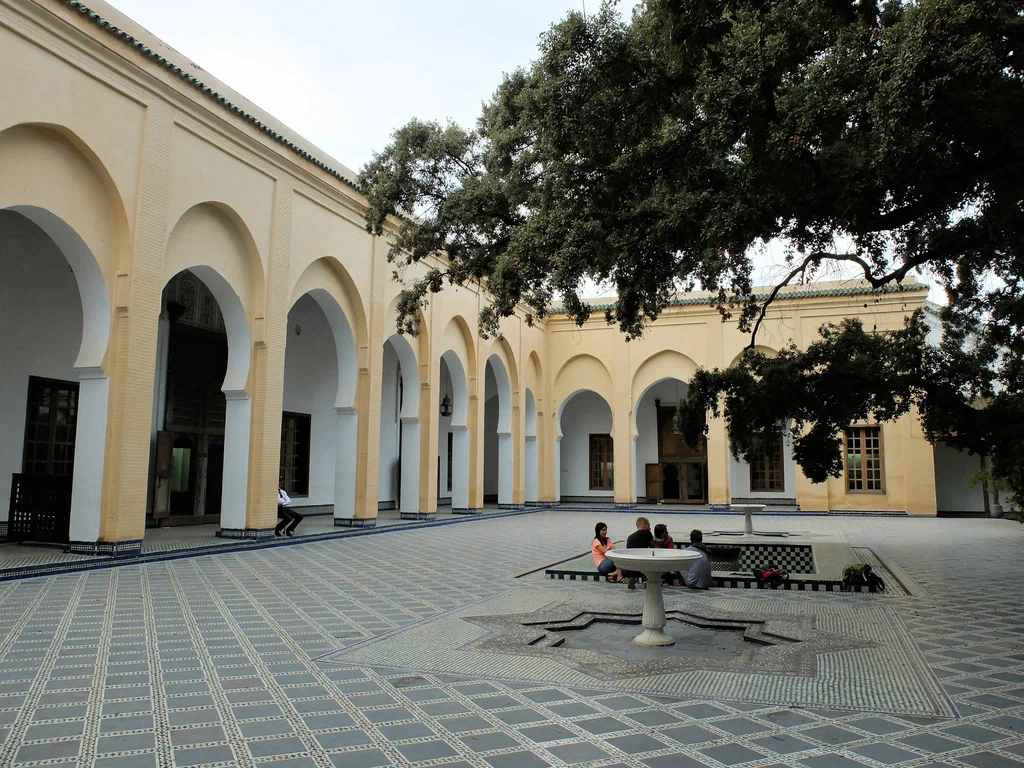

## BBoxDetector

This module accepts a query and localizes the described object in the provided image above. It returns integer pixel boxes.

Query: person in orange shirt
[592,522,624,583]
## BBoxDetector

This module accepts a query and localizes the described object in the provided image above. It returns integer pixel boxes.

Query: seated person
[653,523,682,586]
[624,517,654,590]
[680,529,713,589]
[652,523,675,549]
[592,522,624,583]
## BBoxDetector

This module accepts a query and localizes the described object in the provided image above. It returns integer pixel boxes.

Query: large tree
[359,0,1024,513]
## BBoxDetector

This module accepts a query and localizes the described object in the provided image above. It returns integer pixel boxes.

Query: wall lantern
[440,362,454,418]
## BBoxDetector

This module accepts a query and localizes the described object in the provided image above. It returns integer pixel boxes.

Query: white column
[68,369,109,543]
[400,416,421,514]
[452,424,470,510]
[497,432,513,505]
[220,393,251,530]
[525,436,538,503]
[555,436,562,501]
[334,407,358,520]
[151,313,171,442]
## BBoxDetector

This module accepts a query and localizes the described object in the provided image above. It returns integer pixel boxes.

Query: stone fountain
[604,548,703,647]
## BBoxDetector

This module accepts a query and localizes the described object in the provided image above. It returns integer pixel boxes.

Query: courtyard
[0,509,1022,768]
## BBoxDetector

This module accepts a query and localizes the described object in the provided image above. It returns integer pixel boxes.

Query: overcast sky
[109,0,638,173]
[107,0,933,304]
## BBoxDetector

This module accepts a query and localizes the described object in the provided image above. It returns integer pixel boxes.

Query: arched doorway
[379,334,422,518]
[557,390,614,502]
[0,207,111,545]
[149,267,251,529]
[525,388,538,504]
[438,351,470,512]
[633,378,708,504]
[483,355,513,506]
[281,288,359,521]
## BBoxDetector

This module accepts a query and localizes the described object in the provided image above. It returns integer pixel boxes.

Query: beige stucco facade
[1,0,949,552]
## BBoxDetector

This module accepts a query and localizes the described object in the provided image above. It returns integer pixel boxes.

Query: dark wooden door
[662,462,682,501]
[22,377,79,477]
[162,324,227,520]
[169,433,197,516]
[645,463,662,500]
[205,438,224,517]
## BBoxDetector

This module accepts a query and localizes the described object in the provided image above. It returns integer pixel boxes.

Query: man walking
[276,485,304,537]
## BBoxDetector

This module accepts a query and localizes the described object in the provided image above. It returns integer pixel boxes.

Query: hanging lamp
[440,362,453,418]
[672,379,683,435]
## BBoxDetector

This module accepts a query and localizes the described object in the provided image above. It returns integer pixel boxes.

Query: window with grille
[280,412,312,496]
[589,434,614,491]
[22,377,79,476]
[845,426,884,492]
[750,431,785,492]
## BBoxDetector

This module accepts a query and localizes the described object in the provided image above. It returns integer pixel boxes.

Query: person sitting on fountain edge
[624,517,654,590]
[653,523,684,587]
[592,522,624,583]
[680,529,712,590]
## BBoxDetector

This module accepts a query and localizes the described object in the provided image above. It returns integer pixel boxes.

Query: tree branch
[749,249,935,348]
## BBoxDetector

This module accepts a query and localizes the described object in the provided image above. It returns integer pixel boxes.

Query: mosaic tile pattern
[319,584,949,715]
[0,511,1020,768]
[735,544,815,574]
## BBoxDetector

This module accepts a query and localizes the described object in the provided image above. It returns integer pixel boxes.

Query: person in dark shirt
[653,523,683,587]
[624,517,653,590]
[681,529,713,589]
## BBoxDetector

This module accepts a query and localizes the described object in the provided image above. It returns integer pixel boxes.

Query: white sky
[107,0,937,301]
[108,0,638,173]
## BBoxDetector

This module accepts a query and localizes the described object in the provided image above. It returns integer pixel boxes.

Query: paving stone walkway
[0,511,1021,767]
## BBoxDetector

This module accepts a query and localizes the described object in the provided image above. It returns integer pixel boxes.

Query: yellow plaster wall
[0,0,942,548]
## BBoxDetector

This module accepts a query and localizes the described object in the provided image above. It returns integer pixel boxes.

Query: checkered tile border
[737,544,815,574]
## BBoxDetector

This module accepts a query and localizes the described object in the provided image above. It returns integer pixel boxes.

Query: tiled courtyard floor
[0,506,518,572]
[0,511,1022,767]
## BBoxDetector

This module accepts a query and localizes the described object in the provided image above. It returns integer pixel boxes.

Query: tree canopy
[359,0,1024,513]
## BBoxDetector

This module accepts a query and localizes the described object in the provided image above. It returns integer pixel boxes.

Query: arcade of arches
[0,0,987,555]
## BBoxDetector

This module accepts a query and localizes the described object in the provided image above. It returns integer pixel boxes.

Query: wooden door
[645,464,662,500]
[169,433,197,516]
[662,462,683,501]
[153,431,174,521]
[205,438,224,517]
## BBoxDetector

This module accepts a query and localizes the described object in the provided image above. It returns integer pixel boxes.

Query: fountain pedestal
[605,549,703,646]
[730,503,767,536]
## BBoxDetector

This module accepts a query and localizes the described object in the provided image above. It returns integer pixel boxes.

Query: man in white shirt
[276,485,303,536]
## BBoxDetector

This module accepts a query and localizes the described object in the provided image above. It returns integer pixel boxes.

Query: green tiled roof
[549,282,929,314]
[63,1,363,194]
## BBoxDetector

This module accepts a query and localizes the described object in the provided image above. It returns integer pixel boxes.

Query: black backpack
[841,563,886,593]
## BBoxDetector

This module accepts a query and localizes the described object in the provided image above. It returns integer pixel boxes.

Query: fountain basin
[605,548,704,647]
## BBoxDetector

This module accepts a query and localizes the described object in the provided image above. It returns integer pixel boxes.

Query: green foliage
[677,314,930,482]
[968,469,1024,523]
[360,0,1024,502]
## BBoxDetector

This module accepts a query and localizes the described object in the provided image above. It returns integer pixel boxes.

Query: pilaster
[419,303,439,514]
[101,103,173,544]
[468,316,484,510]
[706,413,731,508]
[903,409,938,516]
[612,336,633,505]
[239,182,290,534]
[511,395,525,506]
[353,237,387,519]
